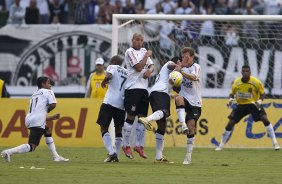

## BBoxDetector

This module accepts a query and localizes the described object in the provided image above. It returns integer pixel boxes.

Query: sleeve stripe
[126,49,139,66]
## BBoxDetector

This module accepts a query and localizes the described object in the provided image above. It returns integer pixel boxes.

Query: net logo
[0,108,87,138]
[13,31,111,86]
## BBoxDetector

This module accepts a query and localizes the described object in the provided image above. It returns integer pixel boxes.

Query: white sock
[103,132,115,155]
[146,110,164,122]
[123,122,133,147]
[220,129,232,147]
[187,137,195,153]
[115,137,123,157]
[265,124,278,145]
[155,133,164,160]
[141,126,146,147]
[176,108,186,125]
[136,122,146,147]
[45,137,60,158]
[7,144,31,155]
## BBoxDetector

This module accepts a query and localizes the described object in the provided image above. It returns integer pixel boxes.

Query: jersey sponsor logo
[13,31,111,86]
[182,79,193,88]
[237,91,252,99]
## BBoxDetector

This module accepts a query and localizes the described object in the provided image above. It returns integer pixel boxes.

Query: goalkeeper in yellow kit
[216,65,280,151]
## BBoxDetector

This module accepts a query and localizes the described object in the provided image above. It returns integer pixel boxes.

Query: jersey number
[29,97,38,113]
[120,76,127,91]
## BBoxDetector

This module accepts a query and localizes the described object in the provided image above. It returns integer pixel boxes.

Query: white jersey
[179,63,202,107]
[103,65,128,110]
[150,61,174,95]
[25,88,57,129]
[124,47,154,90]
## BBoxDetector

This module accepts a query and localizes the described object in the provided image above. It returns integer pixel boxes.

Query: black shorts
[124,89,149,116]
[183,98,202,122]
[149,91,170,117]
[229,104,266,122]
[28,127,45,146]
[96,103,125,127]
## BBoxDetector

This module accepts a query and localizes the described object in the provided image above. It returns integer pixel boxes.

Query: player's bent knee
[115,126,123,134]
[100,125,109,133]
[162,109,170,118]
[262,119,271,126]
[29,143,37,152]
[175,96,184,105]
[125,118,134,125]
[116,132,122,138]
[156,129,165,135]
[226,121,236,131]
[44,128,52,137]
[156,120,166,131]
[187,133,195,138]
[44,131,52,137]
[188,129,195,136]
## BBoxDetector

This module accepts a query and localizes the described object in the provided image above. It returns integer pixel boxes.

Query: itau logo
[13,31,111,86]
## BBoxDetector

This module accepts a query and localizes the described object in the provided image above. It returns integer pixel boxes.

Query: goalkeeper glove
[227,98,235,108]
[255,99,262,110]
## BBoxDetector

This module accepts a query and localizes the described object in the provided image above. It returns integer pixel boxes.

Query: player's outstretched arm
[46,113,60,121]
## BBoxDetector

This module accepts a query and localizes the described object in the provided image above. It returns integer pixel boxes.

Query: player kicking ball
[97,55,128,162]
[1,77,69,162]
[138,57,182,163]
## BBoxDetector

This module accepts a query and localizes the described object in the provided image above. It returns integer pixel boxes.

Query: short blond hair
[181,47,195,57]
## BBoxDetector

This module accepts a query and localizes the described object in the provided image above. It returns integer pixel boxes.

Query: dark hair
[242,65,250,69]
[132,33,143,39]
[37,76,49,88]
[111,55,123,65]
[170,56,181,64]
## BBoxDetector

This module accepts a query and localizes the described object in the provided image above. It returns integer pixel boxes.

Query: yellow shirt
[90,72,107,98]
[0,79,3,98]
[231,76,264,105]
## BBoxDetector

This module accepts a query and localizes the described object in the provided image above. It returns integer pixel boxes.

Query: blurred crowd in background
[0,0,281,26]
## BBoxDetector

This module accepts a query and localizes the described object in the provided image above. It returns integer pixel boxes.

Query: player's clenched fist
[145,50,152,57]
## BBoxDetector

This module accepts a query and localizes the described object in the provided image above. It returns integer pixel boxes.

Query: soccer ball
[169,71,183,87]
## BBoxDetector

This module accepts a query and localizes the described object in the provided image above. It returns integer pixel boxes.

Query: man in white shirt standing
[7,0,26,25]
[139,57,181,163]
[97,55,128,162]
[174,47,202,165]
[122,33,154,159]
[1,76,68,162]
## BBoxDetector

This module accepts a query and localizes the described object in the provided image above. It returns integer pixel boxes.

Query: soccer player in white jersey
[122,33,154,159]
[96,55,128,162]
[139,57,181,163]
[1,77,69,162]
[174,47,202,165]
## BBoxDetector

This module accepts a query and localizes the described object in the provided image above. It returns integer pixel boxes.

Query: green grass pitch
[0,147,281,184]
